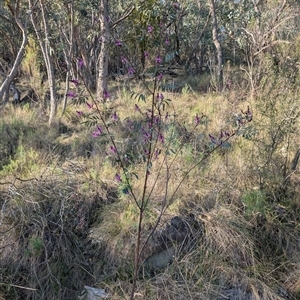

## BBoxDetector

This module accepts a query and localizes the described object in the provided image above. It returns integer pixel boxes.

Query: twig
[0,283,38,291]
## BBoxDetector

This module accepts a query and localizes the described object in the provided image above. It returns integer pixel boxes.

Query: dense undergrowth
[1,72,300,300]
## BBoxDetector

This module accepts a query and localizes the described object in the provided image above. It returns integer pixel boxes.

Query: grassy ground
[0,74,300,299]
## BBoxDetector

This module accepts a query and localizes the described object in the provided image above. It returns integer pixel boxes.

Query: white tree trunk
[0,9,29,103]
[29,0,57,126]
[59,0,74,115]
[96,0,109,102]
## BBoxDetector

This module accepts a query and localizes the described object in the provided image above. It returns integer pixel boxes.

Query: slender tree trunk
[95,3,133,101]
[208,0,223,91]
[40,0,56,125]
[0,10,29,103]
[174,22,181,63]
[96,0,109,102]
[29,0,57,126]
[60,0,74,115]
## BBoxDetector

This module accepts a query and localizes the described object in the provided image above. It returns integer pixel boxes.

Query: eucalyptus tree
[93,0,134,101]
[183,1,211,73]
[108,0,189,74]
[72,0,101,91]
[0,2,21,73]
[0,0,31,103]
[216,0,299,93]
[54,0,75,115]
[208,0,223,90]
[28,0,58,125]
[96,0,110,102]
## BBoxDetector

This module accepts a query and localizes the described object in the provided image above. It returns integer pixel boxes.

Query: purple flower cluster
[155,56,162,64]
[70,78,79,86]
[67,91,77,98]
[92,125,103,137]
[147,25,153,34]
[111,111,118,121]
[103,89,110,100]
[115,173,122,183]
[77,58,84,68]
[156,93,164,101]
[208,130,231,146]
[86,102,93,109]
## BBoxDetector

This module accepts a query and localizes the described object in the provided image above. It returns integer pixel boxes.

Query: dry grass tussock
[102,207,291,299]
[1,79,300,300]
[0,168,118,299]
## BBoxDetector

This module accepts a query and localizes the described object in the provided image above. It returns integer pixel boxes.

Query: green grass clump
[242,189,268,217]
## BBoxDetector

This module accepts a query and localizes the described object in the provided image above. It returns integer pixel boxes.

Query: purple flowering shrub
[73,8,253,297]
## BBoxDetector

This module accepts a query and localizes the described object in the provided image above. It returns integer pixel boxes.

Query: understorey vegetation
[1,0,300,299]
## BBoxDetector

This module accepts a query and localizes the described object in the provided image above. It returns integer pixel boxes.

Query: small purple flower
[158,133,164,144]
[195,113,200,126]
[98,37,103,42]
[76,111,84,117]
[165,38,170,45]
[155,56,162,64]
[92,125,103,137]
[111,111,118,121]
[115,39,122,46]
[103,89,110,99]
[121,56,127,64]
[128,67,135,75]
[144,51,149,58]
[126,119,134,130]
[66,91,76,98]
[70,78,79,86]
[77,58,84,68]
[219,131,224,139]
[156,93,164,101]
[154,116,160,125]
[147,25,153,34]
[86,102,93,110]
[143,130,151,143]
[153,148,161,159]
[157,73,163,81]
[237,117,244,125]
[173,2,180,9]
[115,173,122,183]
[110,145,117,154]
[209,134,217,144]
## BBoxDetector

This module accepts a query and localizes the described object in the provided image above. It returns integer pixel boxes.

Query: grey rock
[79,286,109,300]
[142,214,203,274]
